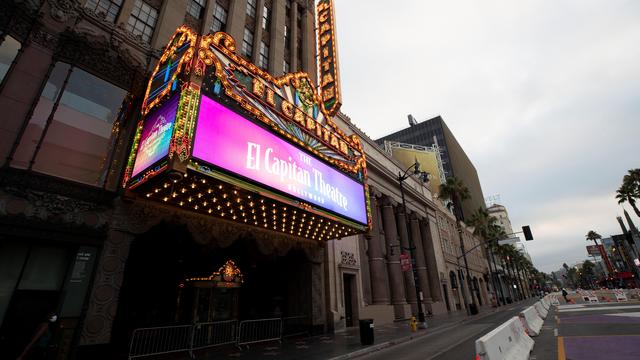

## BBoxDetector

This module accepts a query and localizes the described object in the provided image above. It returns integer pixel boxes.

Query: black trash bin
[469,303,478,315]
[359,319,374,345]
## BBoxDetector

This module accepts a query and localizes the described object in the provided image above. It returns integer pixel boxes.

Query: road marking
[558,305,640,313]
[557,337,566,360]
[604,312,640,318]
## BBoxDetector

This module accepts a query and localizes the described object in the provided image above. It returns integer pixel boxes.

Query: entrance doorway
[342,273,357,327]
[442,284,451,312]
[112,222,313,351]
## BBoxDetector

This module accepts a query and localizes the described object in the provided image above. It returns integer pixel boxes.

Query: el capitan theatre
[123,26,370,242]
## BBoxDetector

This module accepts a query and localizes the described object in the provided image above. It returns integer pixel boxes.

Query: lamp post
[456,219,477,314]
[398,161,429,329]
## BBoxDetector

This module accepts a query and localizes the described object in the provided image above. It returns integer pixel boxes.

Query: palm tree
[468,207,502,305]
[585,230,602,247]
[438,177,476,310]
[617,169,640,217]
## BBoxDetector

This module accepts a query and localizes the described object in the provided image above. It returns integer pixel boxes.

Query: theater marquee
[123,26,370,240]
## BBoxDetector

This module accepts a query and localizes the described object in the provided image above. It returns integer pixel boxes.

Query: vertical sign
[316,0,342,116]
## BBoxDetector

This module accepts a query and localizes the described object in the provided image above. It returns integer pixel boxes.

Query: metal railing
[237,318,283,347]
[191,320,238,350]
[129,316,309,359]
[129,325,193,359]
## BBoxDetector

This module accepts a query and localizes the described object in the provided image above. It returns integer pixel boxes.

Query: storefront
[95,26,370,354]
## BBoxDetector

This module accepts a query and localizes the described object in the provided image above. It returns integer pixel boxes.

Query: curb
[327,308,500,360]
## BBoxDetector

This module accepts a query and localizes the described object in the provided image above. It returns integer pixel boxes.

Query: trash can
[359,319,374,345]
[469,303,478,315]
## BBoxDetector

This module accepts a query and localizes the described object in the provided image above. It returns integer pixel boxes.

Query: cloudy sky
[332,0,640,272]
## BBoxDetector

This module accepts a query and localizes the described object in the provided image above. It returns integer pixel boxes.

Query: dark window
[0,36,21,84]
[246,0,257,17]
[211,3,228,32]
[187,0,206,19]
[284,25,290,50]
[127,0,157,43]
[259,41,269,69]
[242,28,254,58]
[84,0,123,22]
[11,62,128,189]
[283,60,290,73]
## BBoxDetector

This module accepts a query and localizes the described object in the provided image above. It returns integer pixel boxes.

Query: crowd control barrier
[475,316,534,360]
[534,301,548,319]
[519,306,543,337]
[129,316,309,359]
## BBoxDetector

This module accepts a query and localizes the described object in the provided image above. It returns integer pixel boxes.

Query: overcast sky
[333,0,640,272]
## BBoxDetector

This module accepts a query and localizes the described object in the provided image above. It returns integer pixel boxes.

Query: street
[361,299,537,360]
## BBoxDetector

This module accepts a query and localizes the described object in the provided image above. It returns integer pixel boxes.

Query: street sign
[400,253,412,272]
[586,245,601,256]
[498,237,520,245]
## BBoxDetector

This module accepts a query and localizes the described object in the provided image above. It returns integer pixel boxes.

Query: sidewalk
[198,304,504,360]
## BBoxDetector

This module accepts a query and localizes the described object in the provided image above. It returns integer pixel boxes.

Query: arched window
[449,271,457,289]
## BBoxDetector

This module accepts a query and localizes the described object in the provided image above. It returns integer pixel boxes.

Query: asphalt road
[361,299,538,360]
[553,302,640,360]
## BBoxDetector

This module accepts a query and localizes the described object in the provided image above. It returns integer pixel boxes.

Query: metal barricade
[129,325,193,359]
[191,320,238,350]
[282,315,309,337]
[237,318,282,347]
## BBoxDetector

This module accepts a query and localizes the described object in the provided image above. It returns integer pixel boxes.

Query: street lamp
[398,161,429,329]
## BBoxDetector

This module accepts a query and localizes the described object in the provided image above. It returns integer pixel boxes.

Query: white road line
[558,305,640,313]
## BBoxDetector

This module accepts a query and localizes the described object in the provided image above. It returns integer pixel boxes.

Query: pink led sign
[192,96,367,225]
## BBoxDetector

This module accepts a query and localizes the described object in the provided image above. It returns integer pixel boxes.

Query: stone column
[381,196,407,318]
[226,0,249,43]
[80,228,134,345]
[290,0,299,71]
[420,219,443,301]
[410,215,432,307]
[251,0,266,65]
[396,208,417,313]
[367,191,389,304]
[358,233,372,305]
[301,4,317,82]
[270,0,286,75]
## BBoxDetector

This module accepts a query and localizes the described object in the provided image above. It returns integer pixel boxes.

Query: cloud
[333,0,640,272]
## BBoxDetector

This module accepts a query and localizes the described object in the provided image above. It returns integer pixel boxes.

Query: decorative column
[396,207,417,313]
[367,190,389,304]
[421,218,443,301]
[381,196,407,318]
[410,215,432,307]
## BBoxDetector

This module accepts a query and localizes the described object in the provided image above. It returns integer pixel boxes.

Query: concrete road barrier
[534,301,548,319]
[519,306,543,337]
[475,316,534,360]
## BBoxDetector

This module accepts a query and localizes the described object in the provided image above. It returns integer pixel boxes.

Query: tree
[438,177,470,219]
[617,168,640,218]
[585,230,602,247]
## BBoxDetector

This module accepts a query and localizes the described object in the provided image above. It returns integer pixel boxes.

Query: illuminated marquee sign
[131,95,179,178]
[124,26,371,239]
[193,95,368,225]
[316,0,341,116]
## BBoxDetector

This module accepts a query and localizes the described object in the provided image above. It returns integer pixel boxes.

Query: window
[284,25,290,50]
[259,41,269,69]
[211,3,228,32]
[242,28,254,58]
[0,36,21,84]
[283,60,290,73]
[11,62,128,188]
[262,4,271,31]
[187,0,206,19]
[127,0,157,43]
[246,0,256,17]
[84,0,123,22]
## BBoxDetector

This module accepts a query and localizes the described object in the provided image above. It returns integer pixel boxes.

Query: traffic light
[522,225,534,241]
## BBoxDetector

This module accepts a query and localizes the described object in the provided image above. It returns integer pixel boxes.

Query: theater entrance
[111,222,314,350]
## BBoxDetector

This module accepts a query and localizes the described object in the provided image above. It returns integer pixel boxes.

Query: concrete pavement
[196,300,533,360]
